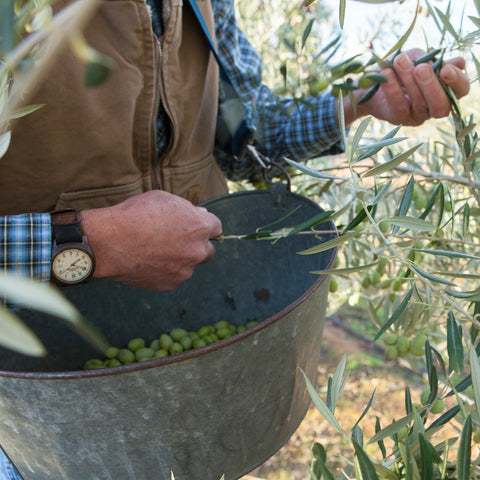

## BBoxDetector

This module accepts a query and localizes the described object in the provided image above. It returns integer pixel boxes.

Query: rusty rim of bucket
[0,191,338,380]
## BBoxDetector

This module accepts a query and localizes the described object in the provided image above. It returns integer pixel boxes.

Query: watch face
[52,247,94,284]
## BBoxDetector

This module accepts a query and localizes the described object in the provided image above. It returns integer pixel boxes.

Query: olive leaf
[283,157,343,180]
[9,104,45,119]
[469,347,480,422]
[456,415,472,480]
[0,273,109,354]
[0,130,11,159]
[297,230,357,255]
[362,144,423,177]
[301,368,348,440]
[447,311,464,373]
[0,308,46,356]
[328,353,348,413]
[379,216,436,232]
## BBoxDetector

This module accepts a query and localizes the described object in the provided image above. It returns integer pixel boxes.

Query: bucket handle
[246,145,291,192]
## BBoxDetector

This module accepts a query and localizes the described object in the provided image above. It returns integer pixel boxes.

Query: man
[0,0,470,475]
[0,0,470,295]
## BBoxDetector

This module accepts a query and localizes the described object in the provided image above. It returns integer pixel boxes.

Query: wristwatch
[50,209,95,286]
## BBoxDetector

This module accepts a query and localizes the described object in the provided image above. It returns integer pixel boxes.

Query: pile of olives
[83,319,259,370]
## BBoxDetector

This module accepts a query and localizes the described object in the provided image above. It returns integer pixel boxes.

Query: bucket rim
[0,190,338,380]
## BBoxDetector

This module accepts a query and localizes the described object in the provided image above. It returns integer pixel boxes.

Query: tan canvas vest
[0,0,228,215]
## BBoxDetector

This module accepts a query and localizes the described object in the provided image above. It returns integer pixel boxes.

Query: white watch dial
[52,248,94,284]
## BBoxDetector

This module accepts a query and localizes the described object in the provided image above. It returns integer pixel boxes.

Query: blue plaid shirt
[0,0,342,286]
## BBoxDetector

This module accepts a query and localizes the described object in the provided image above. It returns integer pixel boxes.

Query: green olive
[383,334,397,346]
[117,348,135,364]
[246,321,259,329]
[83,359,105,370]
[193,338,207,349]
[310,78,329,95]
[169,342,184,355]
[170,328,187,342]
[411,333,427,349]
[218,327,233,339]
[159,334,173,350]
[127,337,145,352]
[180,335,193,351]
[198,326,211,337]
[237,325,246,333]
[135,347,155,362]
[414,194,427,210]
[153,349,169,359]
[386,346,398,361]
[397,336,410,354]
[188,331,200,341]
[431,398,445,414]
[214,320,230,330]
[105,358,122,367]
[105,346,119,359]
[149,339,161,351]
[329,278,338,293]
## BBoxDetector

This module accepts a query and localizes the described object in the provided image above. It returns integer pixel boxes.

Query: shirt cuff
[0,213,52,283]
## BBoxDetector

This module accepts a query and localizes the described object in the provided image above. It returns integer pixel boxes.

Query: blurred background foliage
[236,0,480,478]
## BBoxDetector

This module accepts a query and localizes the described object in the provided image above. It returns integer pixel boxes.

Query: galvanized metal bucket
[0,186,337,480]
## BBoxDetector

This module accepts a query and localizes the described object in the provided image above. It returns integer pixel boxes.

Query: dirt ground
[242,316,427,480]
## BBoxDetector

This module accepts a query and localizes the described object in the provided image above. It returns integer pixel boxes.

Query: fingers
[385,52,469,125]
[196,206,222,239]
[439,60,470,99]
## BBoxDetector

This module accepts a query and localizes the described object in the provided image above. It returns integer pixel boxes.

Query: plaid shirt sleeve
[212,0,343,180]
[0,213,51,282]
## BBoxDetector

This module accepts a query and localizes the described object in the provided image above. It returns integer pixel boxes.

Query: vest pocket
[161,153,228,204]
[55,177,148,211]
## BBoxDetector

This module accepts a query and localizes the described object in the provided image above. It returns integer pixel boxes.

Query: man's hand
[341,49,470,127]
[81,190,223,291]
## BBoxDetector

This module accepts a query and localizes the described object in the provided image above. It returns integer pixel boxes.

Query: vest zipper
[150,38,163,190]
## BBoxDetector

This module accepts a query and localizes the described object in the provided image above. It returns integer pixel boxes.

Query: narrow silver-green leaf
[0,131,11,159]
[409,262,456,286]
[350,117,372,155]
[0,308,46,356]
[414,249,480,261]
[456,415,472,480]
[0,274,80,321]
[356,137,408,151]
[443,288,480,300]
[447,311,464,373]
[434,7,460,41]
[363,144,422,177]
[298,231,358,255]
[382,0,419,59]
[370,180,392,206]
[419,434,434,480]
[469,348,480,422]
[301,19,314,50]
[301,368,347,439]
[380,216,436,232]
[330,354,347,412]
[392,175,414,235]
[352,439,380,480]
[311,262,378,275]
[339,0,346,28]
[283,157,343,180]
[353,388,376,430]
[366,413,416,445]
[9,104,45,119]
[0,274,109,353]
[373,288,413,342]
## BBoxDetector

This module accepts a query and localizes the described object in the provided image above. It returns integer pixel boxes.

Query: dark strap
[187,0,256,159]
[51,209,83,244]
